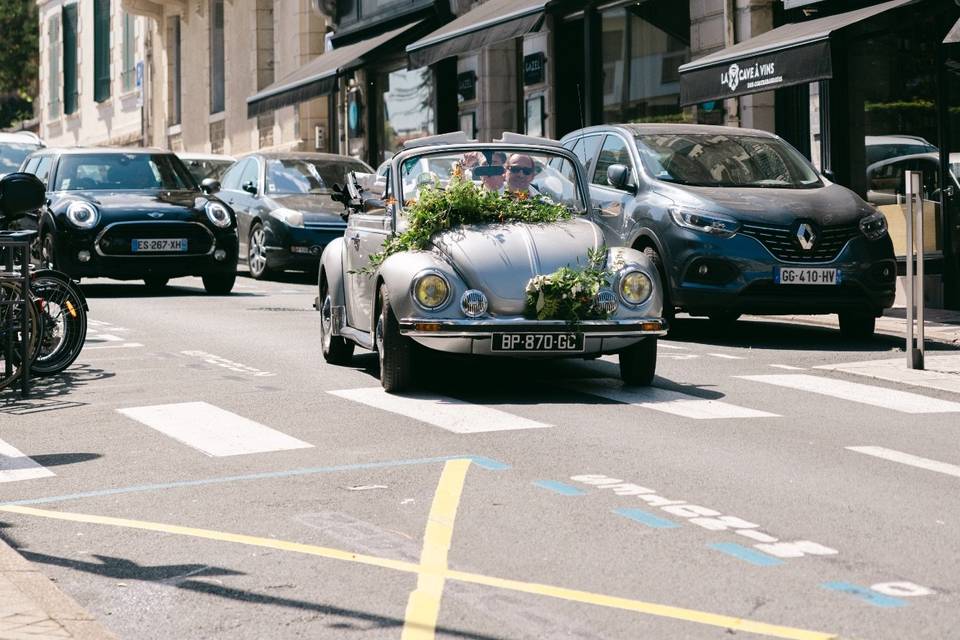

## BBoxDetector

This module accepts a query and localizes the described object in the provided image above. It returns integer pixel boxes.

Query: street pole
[905,170,925,370]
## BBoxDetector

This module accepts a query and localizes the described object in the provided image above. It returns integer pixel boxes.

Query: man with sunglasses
[505,153,538,194]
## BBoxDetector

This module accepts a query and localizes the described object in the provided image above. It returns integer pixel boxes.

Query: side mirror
[607,164,634,192]
[0,172,46,221]
[822,169,837,183]
[242,180,258,195]
[201,178,221,194]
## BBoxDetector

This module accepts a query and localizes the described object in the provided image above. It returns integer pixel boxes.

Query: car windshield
[183,159,234,183]
[398,148,587,212]
[635,134,822,189]
[0,142,41,174]
[54,153,195,191]
[265,158,370,194]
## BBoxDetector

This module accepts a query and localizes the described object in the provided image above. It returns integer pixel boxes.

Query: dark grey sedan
[219,152,372,279]
[559,124,896,338]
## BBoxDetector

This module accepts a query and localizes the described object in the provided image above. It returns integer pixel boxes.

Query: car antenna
[577,83,585,131]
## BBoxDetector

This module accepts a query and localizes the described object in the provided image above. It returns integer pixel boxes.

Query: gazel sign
[679,39,832,106]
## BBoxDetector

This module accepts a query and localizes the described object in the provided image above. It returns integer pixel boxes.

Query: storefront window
[379,66,435,161]
[600,4,689,124]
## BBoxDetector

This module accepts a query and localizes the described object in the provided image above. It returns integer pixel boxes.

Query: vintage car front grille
[96,221,215,257]
[739,222,860,263]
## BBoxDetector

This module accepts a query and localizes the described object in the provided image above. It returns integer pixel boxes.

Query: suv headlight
[272,207,304,228]
[669,207,740,237]
[412,271,450,310]
[205,201,232,228]
[859,210,888,240]
[618,269,653,306]
[66,201,99,229]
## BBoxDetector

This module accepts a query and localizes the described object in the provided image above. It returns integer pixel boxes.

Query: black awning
[246,22,421,118]
[406,0,547,68]
[679,0,914,106]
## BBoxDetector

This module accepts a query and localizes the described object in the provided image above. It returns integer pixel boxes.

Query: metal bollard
[904,170,925,370]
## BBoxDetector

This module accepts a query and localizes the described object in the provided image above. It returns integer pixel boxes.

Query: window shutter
[93,0,111,102]
[62,4,78,114]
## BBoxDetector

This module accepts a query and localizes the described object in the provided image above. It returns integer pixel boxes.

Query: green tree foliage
[0,0,39,128]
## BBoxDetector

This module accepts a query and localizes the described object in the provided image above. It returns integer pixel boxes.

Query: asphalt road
[2,271,960,640]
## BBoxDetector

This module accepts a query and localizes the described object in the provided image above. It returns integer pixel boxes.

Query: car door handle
[350,233,361,250]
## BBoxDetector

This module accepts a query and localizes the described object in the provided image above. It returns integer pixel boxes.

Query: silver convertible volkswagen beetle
[317,133,667,392]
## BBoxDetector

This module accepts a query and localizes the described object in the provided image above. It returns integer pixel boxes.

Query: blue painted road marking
[533,480,585,496]
[710,543,784,566]
[614,508,680,529]
[3,454,509,507]
[821,582,907,608]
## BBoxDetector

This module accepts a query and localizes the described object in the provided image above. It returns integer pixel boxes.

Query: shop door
[554,16,587,137]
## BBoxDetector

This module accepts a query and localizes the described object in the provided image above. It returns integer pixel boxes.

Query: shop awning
[246,22,420,118]
[406,0,548,68]
[679,0,915,106]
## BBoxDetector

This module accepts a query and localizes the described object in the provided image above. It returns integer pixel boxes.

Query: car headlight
[205,201,232,228]
[859,210,888,240]
[272,207,304,228]
[618,269,653,306]
[65,201,99,229]
[669,207,740,237]
[412,271,450,310]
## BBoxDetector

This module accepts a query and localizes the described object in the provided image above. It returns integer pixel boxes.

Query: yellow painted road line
[402,458,471,640]
[0,504,836,640]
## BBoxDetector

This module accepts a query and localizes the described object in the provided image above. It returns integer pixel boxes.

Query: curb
[0,536,117,640]
[750,313,960,347]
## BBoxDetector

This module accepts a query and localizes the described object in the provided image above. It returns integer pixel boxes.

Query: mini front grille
[96,222,214,256]
[739,222,859,263]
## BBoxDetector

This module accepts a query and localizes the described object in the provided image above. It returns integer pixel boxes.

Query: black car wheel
[642,246,674,322]
[376,286,414,393]
[620,337,657,386]
[320,278,354,365]
[248,222,273,280]
[143,277,169,291]
[202,272,236,295]
[839,312,876,340]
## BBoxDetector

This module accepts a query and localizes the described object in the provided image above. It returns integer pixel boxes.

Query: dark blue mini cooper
[18,148,239,294]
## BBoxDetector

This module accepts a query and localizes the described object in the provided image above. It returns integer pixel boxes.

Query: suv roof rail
[401,132,476,149]
[494,132,563,148]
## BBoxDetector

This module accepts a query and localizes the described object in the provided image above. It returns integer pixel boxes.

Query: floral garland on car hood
[359,173,572,274]
[524,247,619,323]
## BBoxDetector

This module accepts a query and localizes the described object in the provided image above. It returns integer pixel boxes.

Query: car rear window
[635,134,822,189]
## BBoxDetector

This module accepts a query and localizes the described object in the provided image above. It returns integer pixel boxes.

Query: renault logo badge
[148,212,164,219]
[796,223,816,250]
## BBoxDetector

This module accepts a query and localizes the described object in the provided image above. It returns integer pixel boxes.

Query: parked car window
[592,135,633,187]
[184,158,233,183]
[868,161,905,199]
[575,135,603,175]
[635,134,821,189]
[33,156,53,186]
[53,153,194,191]
[22,156,39,175]
[239,159,260,191]
[265,158,370,194]
[865,143,936,166]
[0,141,41,175]
[221,158,248,191]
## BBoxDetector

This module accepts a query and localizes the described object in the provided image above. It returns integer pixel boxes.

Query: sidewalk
[772,306,960,347]
[0,537,116,640]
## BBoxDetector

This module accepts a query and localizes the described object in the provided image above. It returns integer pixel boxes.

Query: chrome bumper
[398,317,668,338]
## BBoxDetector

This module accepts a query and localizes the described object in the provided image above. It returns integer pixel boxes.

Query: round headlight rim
[411,269,453,312]
[460,288,489,318]
[65,201,100,229]
[205,201,233,229]
[617,267,653,307]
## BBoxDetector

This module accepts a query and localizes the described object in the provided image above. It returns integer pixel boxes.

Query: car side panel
[320,237,347,309]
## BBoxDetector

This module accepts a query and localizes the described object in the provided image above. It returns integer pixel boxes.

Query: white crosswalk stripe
[739,374,960,414]
[571,380,779,420]
[847,446,960,479]
[329,388,552,433]
[118,402,314,456]
[0,439,55,483]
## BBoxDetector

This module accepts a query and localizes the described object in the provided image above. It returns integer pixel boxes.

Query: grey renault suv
[559,124,896,338]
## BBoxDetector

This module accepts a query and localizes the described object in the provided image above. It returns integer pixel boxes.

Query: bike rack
[0,230,33,397]
[904,170,925,370]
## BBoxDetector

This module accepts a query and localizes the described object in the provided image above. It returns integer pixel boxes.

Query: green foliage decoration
[524,247,620,324]
[359,175,572,274]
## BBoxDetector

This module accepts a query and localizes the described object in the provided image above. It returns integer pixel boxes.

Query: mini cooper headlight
[66,201,99,229]
[272,207,304,228]
[619,269,653,306]
[205,201,232,228]
[669,206,740,237]
[859,210,888,241]
[461,289,488,317]
[413,271,450,310]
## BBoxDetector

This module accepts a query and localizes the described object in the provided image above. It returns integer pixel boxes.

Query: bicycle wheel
[30,273,87,376]
[0,280,41,392]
